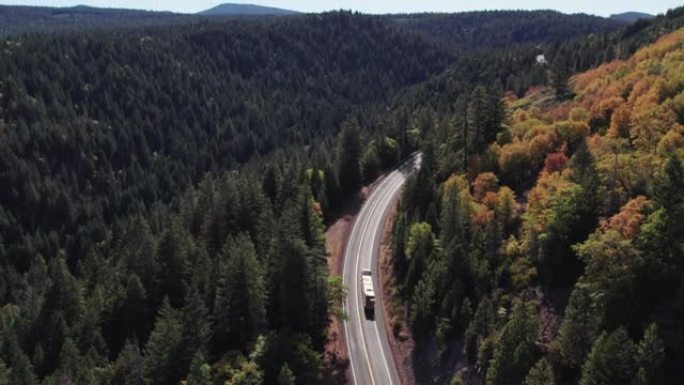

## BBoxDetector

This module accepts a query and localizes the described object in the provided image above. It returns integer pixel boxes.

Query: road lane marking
[356,173,402,385]
[353,174,398,385]
[344,173,395,385]
[370,173,405,384]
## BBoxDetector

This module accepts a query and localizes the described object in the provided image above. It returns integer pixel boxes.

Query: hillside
[0,11,454,385]
[199,3,299,16]
[1,5,682,385]
[393,10,625,50]
[391,26,684,385]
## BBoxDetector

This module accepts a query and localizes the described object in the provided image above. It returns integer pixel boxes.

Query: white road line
[353,174,398,385]
[371,173,404,384]
[343,173,395,385]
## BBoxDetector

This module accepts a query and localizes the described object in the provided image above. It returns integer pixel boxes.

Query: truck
[361,269,375,315]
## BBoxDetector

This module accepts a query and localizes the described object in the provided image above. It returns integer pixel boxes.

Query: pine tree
[337,121,362,196]
[143,298,183,385]
[55,337,80,382]
[361,142,381,182]
[636,323,664,385]
[404,222,437,295]
[558,282,599,368]
[391,211,408,277]
[440,182,463,249]
[185,352,212,385]
[112,340,144,385]
[570,141,600,217]
[486,302,539,385]
[276,233,313,334]
[549,58,570,99]
[523,358,555,385]
[467,86,488,154]
[179,286,211,372]
[6,339,37,385]
[653,154,684,261]
[118,216,158,290]
[214,234,266,351]
[579,328,636,385]
[157,221,190,306]
[410,275,436,340]
[277,364,295,385]
[0,360,9,385]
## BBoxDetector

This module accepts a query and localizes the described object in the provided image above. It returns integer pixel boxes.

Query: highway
[343,155,420,385]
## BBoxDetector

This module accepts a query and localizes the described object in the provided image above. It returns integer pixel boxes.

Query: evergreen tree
[440,181,464,249]
[179,286,211,372]
[523,358,555,385]
[361,142,381,182]
[276,364,295,385]
[214,234,266,351]
[112,340,144,385]
[0,360,8,385]
[653,154,684,262]
[337,121,362,195]
[143,299,183,385]
[467,86,488,154]
[549,58,570,99]
[636,323,664,385]
[558,282,599,368]
[579,328,636,385]
[391,210,408,277]
[6,341,37,385]
[410,274,436,340]
[55,337,80,382]
[404,222,437,295]
[185,352,212,385]
[486,302,539,385]
[156,221,190,306]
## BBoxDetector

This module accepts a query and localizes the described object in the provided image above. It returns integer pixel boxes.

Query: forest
[0,5,681,385]
[388,6,684,385]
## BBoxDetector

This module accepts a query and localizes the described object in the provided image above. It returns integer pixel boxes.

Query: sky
[1,0,681,16]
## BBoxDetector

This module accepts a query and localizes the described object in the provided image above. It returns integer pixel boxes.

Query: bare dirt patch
[322,185,373,384]
[324,212,354,385]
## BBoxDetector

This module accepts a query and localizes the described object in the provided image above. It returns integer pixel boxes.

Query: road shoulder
[378,203,416,385]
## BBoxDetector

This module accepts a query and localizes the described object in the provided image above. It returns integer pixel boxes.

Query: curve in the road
[343,156,419,385]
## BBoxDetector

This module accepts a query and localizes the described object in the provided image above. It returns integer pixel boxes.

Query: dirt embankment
[323,186,370,385]
[378,204,416,385]
[323,214,353,384]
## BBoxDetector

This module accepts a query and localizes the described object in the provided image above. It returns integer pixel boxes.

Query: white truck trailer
[361,269,375,314]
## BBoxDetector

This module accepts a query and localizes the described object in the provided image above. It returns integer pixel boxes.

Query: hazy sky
[1,0,681,16]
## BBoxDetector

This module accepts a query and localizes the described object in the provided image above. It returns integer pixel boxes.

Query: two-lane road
[343,155,420,385]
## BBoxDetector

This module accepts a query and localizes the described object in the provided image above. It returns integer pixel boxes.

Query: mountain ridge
[198,3,300,16]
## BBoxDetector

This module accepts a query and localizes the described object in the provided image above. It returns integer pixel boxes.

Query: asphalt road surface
[343,155,420,385]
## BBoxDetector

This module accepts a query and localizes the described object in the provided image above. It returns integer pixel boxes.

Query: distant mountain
[0,5,192,35]
[610,12,654,23]
[199,3,299,16]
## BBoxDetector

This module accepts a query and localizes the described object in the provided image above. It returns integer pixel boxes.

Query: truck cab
[361,269,375,317]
